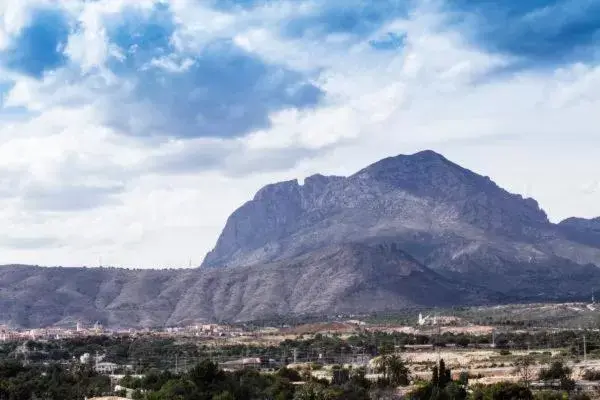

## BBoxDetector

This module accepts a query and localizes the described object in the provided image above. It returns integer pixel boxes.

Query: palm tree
[374,354,410,386]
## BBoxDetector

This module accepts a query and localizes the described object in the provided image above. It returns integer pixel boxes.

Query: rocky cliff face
[202,150,597,269]
[201,150,600,304]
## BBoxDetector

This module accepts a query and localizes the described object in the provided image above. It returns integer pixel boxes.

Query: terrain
[0,244,494,328]
[2,150,600,328]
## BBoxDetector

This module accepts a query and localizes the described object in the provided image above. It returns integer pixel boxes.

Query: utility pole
[282,347,286,367]
[584,335,587,362]
[436,316,441,364]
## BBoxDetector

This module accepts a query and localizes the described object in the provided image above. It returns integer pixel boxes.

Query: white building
[80,353,91,364]
[95,362,119,374]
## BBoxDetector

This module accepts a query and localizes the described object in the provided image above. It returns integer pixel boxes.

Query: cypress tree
[432,365,439,387]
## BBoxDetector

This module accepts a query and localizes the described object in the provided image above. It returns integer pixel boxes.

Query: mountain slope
[0,266,187,328]
[0,243,495,328]
[558,217,600,248]
[169,243,499,324]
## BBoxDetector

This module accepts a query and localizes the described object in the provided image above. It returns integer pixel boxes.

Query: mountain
[202,150,600,300]
[203,150,548,267]
[3,150,600,328]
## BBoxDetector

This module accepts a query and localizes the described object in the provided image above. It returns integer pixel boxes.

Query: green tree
[533,391,564,400]
[470,382,533,400]
[293,382,330,400]
[277,367,302,382]
[151,379,196,400]
[538,361,575,392]
[331,366,349,386]
[438,359,451,387]
[431,365,439,387]
[538,361,571,381]
[514,355,535,387]
[212,391,235,400]
[374,354,410,387]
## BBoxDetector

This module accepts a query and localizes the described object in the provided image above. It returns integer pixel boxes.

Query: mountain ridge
[201,150,579,270]
[0,242,500,328]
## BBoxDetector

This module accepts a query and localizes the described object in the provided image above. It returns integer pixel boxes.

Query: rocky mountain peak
[201,150,555,269]
[303,173,343,187]
[253,179,300,201]
[356,150,505,198]
[560,217,600,229]
[354,150,548,232]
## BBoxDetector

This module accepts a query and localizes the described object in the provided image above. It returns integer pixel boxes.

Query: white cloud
[0,0,600,267]
[0,0,41,49]
[169,0,317,53]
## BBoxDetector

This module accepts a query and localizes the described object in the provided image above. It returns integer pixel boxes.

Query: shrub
[582,369,600,381]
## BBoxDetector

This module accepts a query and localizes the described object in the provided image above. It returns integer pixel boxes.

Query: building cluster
[0,321,259,343]
[0,321,115,341]
[162,323,245,337]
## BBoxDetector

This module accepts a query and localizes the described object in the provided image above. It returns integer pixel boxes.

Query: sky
[1,0,600,268]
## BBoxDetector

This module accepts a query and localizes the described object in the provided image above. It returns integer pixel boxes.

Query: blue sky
[1,8,71,78]
[0,0,600,267]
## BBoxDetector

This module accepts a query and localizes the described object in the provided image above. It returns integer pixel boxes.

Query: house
[220,357,262,371]
[87,397,128,400]
[95,362,119,374]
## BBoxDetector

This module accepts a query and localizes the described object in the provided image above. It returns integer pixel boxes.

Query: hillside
[0,244,497,328]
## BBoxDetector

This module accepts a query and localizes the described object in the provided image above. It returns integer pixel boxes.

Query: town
[3,302,600,399]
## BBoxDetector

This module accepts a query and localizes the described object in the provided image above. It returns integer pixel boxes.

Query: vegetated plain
[4,305,600,399]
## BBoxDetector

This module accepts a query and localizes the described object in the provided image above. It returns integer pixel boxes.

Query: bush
[276,367,302,382]
[571,394,592,400]
[471,382,532,400]
[539,361,571,381]
[582,369,600,381]
[534,390,563,400]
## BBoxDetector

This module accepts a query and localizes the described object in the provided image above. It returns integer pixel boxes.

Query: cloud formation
[1,0,600,267]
